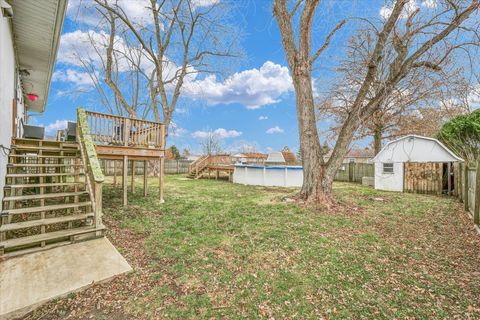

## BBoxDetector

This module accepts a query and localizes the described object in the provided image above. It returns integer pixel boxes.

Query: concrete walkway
[0,238,132,319]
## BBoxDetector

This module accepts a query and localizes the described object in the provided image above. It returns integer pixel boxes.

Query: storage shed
[372,135,463,193]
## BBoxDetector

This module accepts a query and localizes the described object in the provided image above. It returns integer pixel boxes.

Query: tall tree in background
[318,31,469,155]
[438,109,480,164]
[93,0,239,134]
[169,145,181,160]
[200,131,223,155]
[274,0,479,205]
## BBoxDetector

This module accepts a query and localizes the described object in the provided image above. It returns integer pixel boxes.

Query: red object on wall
[26,93,39,102]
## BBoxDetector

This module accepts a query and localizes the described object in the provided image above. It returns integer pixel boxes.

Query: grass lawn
[25,175,480,319]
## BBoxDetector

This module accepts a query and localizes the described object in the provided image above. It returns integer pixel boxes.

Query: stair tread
[2,201,92,215]
[9,155,78,158]
[0,225,104,249]
[0,213,94,232]
[6,173,83,178]
[8,163,81,167]
[3,191,88,202]
[7,182,85,188]
[12,145,78,151]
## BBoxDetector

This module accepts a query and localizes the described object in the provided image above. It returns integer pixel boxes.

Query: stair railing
[188,155,207,177]
[77,108,105,231]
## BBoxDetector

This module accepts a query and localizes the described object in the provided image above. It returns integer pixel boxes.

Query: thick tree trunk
[294,70,335,206]
[373,127,383,155]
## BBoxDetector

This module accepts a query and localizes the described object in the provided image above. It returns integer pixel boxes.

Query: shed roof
[373,135,463,163]
[9,0,67,112]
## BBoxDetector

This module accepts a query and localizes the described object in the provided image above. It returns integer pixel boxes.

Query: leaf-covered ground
[23,176,480,319]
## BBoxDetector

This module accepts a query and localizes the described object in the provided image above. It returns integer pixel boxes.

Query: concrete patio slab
[0,238,132,320]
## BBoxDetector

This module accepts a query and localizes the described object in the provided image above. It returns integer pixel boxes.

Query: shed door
[404,162,443,194]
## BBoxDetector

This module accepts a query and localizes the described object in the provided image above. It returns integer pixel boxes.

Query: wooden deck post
[113,160,117,187]
[159,157,164,203]
[144,160,148,196]
[474,158,480,226]
[131,160,136,193]
[464,163,469,212]
[447,162,452,196]
[123,155,128,206]
[159,124,165,203]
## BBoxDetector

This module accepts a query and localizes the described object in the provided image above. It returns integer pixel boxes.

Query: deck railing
[84,110,165,149]
[77,108,105,230]
[188,154,233,177]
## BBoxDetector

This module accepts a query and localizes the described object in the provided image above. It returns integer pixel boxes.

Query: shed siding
[374,162,404,192]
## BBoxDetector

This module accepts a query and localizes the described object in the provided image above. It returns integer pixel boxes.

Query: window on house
[383,163,394,174]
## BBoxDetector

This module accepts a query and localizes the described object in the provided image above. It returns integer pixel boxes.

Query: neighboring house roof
[373,134,463,163]
[345,149,374,158]
[266,152,286,163]
[281,150,297,164]
[9,0,67,112]
[165,148,176,160]
[186,155,201,161]
[324,148,374,160]
[233,152,268,159]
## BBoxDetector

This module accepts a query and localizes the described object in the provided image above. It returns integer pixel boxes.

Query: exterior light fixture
[26,93,39,102]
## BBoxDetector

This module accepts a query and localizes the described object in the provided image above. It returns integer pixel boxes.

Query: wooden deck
[83,110,165,161]
[79,109,166,205]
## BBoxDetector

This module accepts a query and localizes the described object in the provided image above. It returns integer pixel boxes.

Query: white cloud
[45,120,70,134]
[266,126,284,134]
[258,116,268,120]
[421,0,437,8]
[170,122,188,137]
[192,0,220,8]
[53,69,97,88]
[175,108,188,114]
[183,61,293,109]
[58,30,155,73]
[67,0,154,27]
[380,0,418,20]
[192,128,242,139]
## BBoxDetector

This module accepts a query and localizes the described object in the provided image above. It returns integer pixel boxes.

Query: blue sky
[38,0,409,154]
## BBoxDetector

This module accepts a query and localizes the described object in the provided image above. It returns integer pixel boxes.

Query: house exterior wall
[0,12,25,210]
[374,162,404,192]
[0,13,15,209]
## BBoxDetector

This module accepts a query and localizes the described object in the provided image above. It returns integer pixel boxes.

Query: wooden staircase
[0,138,104,258]
[187,156,209,179]
[187,155,234,179]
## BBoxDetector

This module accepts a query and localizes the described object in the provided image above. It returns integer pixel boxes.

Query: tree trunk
[294,69,335,206]
[373,127,383,155]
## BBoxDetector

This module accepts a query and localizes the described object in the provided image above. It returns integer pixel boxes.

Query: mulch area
[20,216,158,320]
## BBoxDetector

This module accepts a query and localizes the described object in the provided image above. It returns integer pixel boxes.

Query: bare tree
[94,0,239,135]
[199,131,223,155]
[273,0,480,205]
[79,28,156,119]
[318,32,469,155]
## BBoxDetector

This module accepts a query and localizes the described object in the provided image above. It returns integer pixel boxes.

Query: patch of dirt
[20,216,161,320]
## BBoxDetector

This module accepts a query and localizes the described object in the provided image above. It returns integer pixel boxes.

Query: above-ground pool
[233,165,303,187]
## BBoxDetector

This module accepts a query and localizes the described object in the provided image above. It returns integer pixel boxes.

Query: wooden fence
[455,162,480,232]
[334,163,374,183]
